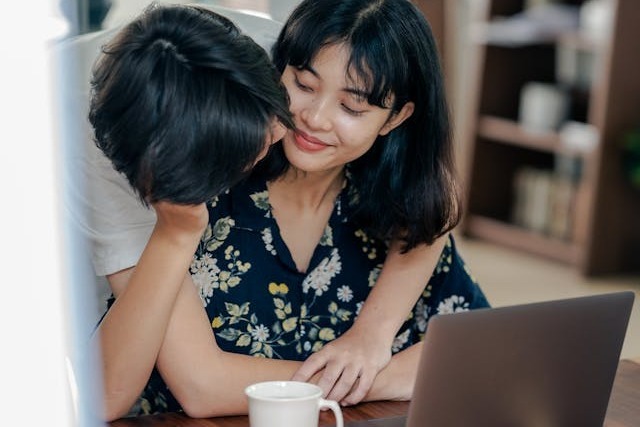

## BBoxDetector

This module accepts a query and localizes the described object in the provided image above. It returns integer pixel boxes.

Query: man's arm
[95,202,208,420]
[96,202,303,421]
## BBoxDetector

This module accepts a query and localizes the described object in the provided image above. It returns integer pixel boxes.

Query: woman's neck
[268,166,345,212]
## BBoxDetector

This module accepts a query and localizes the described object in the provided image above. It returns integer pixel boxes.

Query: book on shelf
[511,166,577,240]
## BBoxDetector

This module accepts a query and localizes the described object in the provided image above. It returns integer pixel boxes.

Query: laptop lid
[404,291,634,427]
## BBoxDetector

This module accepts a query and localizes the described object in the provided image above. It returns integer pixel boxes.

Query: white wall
[0,1,76,425]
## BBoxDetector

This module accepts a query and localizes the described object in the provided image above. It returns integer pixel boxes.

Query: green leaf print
[218,328,241,341]
[336,309,352,322]
[272,321,282,335]
[250,190,270,212]
[225,302,250,317]
[328,302,338,314]
[263,344,274,358]
[236,334,251,347]
[206,217,235,251]
[282,317,298,332]
[319,328,336,341]
[251,341,262,354]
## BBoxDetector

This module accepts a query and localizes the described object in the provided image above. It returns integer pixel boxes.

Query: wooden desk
[110,360,640,427]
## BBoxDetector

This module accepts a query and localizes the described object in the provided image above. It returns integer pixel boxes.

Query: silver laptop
[346,291,634,427]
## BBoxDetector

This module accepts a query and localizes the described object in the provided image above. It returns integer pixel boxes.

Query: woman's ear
[379,101,415,136]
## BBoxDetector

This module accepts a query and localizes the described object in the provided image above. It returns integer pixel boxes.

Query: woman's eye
[294,77,312,92]
[342,104,365,116]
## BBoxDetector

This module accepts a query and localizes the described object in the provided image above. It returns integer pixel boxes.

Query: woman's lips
[293,130,329,152]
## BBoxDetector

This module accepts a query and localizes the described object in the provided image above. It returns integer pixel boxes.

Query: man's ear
[379,101,415,136]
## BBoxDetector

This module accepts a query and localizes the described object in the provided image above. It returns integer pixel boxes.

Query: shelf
[477,115,560,153]
[462,0,640,275]
[557,31,603,52]
[471,26,592,49]
[477,116,591,157]
[464,215,582,265]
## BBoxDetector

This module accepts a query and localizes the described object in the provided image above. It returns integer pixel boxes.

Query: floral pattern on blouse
[135,173,489,415]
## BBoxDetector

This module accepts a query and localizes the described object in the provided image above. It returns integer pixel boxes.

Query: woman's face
[280,43,413,174]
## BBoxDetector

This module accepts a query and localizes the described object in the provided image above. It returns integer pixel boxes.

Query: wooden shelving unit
[478,116,562,153]
[461,0,640,275]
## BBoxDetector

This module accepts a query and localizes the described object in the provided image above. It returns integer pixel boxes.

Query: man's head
[89,4,293,205]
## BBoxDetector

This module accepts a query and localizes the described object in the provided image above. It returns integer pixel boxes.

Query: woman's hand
[291,327,391,406]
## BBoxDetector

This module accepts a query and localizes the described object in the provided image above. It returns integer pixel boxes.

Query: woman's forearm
[354,237,447,344]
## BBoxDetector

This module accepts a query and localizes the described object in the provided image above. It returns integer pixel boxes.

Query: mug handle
[319,398,344,427]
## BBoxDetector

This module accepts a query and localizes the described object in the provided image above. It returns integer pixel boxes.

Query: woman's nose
[299,98,332,132]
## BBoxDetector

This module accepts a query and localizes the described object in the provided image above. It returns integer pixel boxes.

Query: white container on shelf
[580,0,614,42]
[519,82,570,133]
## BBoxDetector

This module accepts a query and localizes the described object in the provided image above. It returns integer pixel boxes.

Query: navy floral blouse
[133,173,490,415]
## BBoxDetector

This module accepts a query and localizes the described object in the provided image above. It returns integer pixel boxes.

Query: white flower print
[190,253,220,307]
[392,329,410,353]
[261,228,277,255]
[434,238,453,275]
[250,324,270,342]
[336,285,353,302]
[368,265,382,288]
[355,301,364,317]
[414,298,429,332]
[302,248,342,296]
[437,295,470,314]
[319,225,333,246]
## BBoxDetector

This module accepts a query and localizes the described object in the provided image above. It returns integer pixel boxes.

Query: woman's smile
[293,130,331,152]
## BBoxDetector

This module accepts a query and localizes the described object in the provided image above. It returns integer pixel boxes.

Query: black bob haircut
[89,4,293,205]
[256,0,460,251]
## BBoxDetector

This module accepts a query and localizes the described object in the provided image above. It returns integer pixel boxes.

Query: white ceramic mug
[245,381,344,427]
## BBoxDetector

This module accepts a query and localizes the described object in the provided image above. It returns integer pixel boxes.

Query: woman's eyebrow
[343,87,369,100]
[299,64,370,99]
[298,64,319,78]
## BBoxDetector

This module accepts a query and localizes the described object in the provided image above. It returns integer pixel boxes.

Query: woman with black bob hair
[89,4,293,205]
[263,0,455,249]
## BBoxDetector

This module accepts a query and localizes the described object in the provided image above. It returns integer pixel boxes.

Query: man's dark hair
[89,4,293,204]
